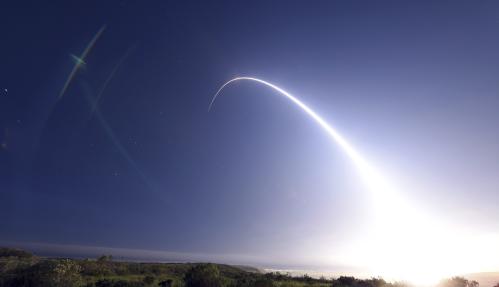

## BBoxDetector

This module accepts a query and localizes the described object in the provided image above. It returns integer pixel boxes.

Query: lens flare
[59,25,106,99]
[79,81,161,202]
[88,46,135,120]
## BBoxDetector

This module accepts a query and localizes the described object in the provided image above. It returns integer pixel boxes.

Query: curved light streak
[209,77,391,195]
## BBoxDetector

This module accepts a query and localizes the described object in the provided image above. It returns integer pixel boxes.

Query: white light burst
[210,77,499,285]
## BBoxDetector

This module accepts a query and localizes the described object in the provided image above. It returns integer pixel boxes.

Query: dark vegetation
[0,247,489,287]
[438,277,479,287]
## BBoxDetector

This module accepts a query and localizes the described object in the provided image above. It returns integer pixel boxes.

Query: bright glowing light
[210,77,499,285]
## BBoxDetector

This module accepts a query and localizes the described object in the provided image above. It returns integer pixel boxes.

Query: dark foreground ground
[0,247,487,287]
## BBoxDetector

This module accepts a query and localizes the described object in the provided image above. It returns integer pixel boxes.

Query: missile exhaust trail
[209,77,391,195]
[209,77,499,281]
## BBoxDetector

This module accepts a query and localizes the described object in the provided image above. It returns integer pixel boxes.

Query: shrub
[252,278,276,287]
[0,248,33,259]
[143,275,155,285]
[184,264,226,287]
[11,259,83,287]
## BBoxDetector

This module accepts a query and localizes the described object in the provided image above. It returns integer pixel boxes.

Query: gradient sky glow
[2,1,499,284]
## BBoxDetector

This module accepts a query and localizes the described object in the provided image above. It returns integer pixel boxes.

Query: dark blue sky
[2,0,499,277]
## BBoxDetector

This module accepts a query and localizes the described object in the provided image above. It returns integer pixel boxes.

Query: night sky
[2,0,499,279]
